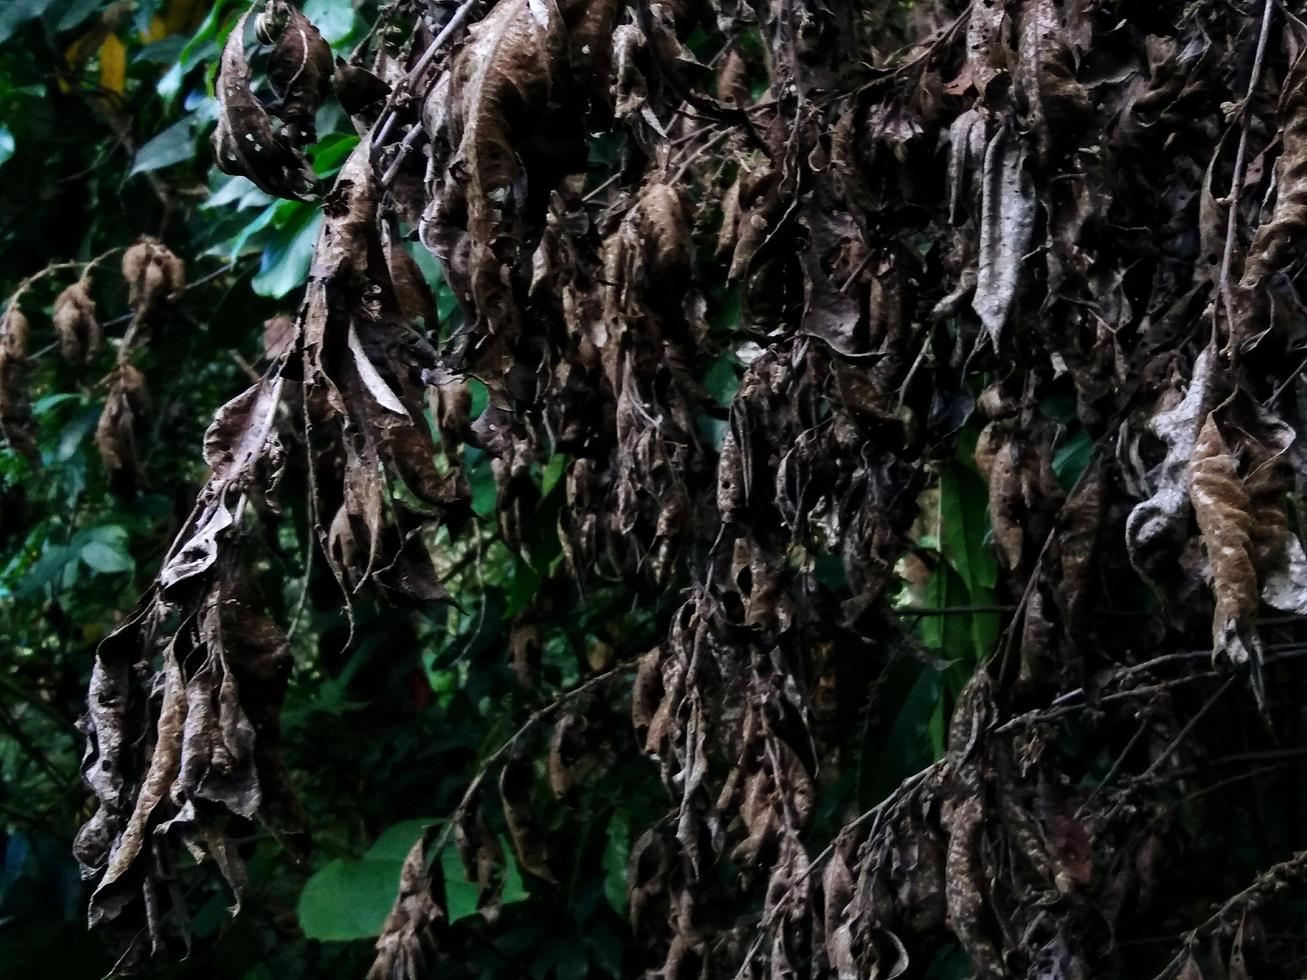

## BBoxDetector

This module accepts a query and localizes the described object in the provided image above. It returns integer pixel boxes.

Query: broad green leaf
[80,540,133,574]
[0,0,55,45]
[54,408,99,463]
[709,285,741,334]
[202,173,264,211]
[939,464,996,591]
[309,133,360,177]
[467,378,489,419]
[539,454,567,498]
[365,818,438,862]
[498,836,528,904]
[860,659,940,807]
[297,858,403,941]
[55,0,105,33]
[503,558,540,618]
[302,0,358,43]
[468,457,497,519]
[696,415,729,452]
[32,392,82,415]
[252,209,323,298]
[440,848,480,923]
[133,35,188,65]
[130,116,198,176]
[16,545,73,598]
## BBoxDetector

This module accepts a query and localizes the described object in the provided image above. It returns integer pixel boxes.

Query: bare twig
[1216,0,1276,350]
[369,0,480,155]
[1150,848,1307,980]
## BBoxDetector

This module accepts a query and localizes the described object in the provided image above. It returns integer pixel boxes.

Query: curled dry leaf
[368,828,444,980]
[72,0,1307,974]
[212,11,317,200]
[122,237,185,312]
[1188,415,1264,700]
[1229,55,1307,352]
[0,305,36,462]
[53,278,103,365]
[254,0,333,147]
[499,756,555,882]
[95,363,150,495]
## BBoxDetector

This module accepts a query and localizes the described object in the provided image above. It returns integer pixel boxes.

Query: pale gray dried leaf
[89,645,186,925]
[159,502,234,590]
[972,126,1036,349]
[1189,416,1263,695]
[348,323,409,416]
[1125,349,1217,587]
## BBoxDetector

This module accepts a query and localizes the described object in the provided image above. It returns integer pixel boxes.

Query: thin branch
[369,0,480,154]
[1150,848,1307,980]
[1216,0,1276,350]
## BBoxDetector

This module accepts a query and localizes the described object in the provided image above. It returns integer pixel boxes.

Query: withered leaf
[1189,415,1263,695]
[499,757,555,882]
[213,12,317,201]
[255,0,333,147]
[53,278,102,365]
[972,126,1036,349]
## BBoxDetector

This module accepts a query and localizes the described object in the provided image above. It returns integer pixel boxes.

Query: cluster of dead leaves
[67,0,1307,976]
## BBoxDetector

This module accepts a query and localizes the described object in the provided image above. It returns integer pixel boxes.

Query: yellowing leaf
[98,33,125,94]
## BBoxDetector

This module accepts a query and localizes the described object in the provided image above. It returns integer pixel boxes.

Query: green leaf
[603,810,630,914]
[16,545,73,599]
[539,454,567,498]
[54,408,99,463]
[32,392,82,416]
[503,558,540,618]
[0,0,54,45]
[703,356,740,408]
[133,35,188,65]
[709,285,741,334]
[54,0,103,33]
[80,540,133,575]
[309,134,360,178]
[860,659,940,807]
[297,858,403,941]
[202,173,267,211]
[498,835,528,905]
[440,848,481,923]
[1052,428,1093,491]
[939,464,996,591]
[467,379,489,419]
[252,209,323,298]
[469,458,497,519]
[695,415,729,453]
[365,818,438,862]
[302,0,358,44]
[130,116,199,176]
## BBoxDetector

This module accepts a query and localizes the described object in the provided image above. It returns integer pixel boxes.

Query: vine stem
[369,0,481,155]
[4,246,122,314]
[1150,848,1307,980]
[422,657,642,863]
[28,258,246,363]
[1215,0,1276,351]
